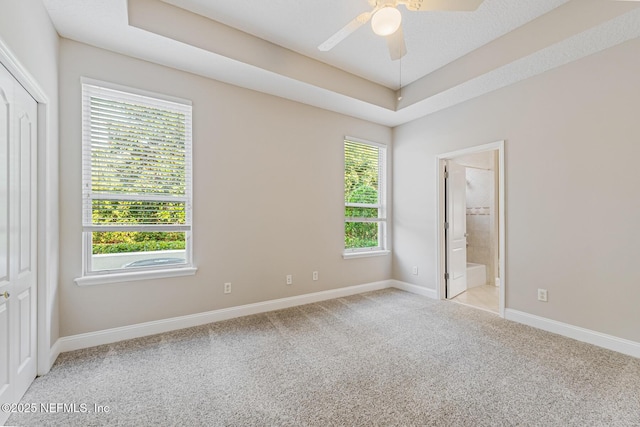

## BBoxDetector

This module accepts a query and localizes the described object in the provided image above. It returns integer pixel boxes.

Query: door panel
[0,303,8,398]
[12,70,37,402]
[0,89,8,283]
[19,113,32,273]
[0,69,12,415]
[0,63,37,425]
[446,160,467,299]
[18,290,31,368]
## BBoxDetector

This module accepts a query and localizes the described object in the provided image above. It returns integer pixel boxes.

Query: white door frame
[0,39,55,375]
[436,140,506,317]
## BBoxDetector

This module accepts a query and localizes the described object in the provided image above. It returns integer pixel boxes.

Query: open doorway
[436,141,505,316]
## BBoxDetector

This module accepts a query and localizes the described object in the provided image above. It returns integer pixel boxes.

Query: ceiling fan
[318,0,485,60]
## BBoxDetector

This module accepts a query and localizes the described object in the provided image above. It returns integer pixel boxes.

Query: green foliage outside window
[344,141,382,249]
[89,96,188,255]
[92,231,185,254]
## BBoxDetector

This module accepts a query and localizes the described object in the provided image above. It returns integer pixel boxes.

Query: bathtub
[467,262,487,288]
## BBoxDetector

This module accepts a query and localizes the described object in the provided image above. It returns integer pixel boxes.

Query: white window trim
[75,267,197,286]
[343,250,390,260]
[77,78,195,282]
[343,136,389,258]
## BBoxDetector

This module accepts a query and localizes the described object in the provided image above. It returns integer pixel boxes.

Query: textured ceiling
[42,0,640,126]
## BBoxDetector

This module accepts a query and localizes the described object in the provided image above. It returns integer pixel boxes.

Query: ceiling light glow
[371,7,402,36]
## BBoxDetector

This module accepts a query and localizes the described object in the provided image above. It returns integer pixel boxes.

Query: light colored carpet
[8,289,640,426]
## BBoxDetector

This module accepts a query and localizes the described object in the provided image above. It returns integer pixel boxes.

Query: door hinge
[444,170,449,179]
[444,222,449,229]
[444,273,450,280]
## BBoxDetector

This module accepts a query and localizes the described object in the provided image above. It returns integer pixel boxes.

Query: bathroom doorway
[436,141,505,316]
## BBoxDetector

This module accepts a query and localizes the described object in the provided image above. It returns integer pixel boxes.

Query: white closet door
[0,63,37,426]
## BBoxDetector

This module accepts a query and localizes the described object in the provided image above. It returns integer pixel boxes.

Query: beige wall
[0,0,60,348]
[393,38,640,342]
[58,40,392,337]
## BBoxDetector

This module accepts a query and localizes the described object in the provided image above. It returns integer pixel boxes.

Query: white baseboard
[54,282,640,362]
[48,339,62,372]
[391,280,438,299]
[58,280,394,353]
[505,309,640,359]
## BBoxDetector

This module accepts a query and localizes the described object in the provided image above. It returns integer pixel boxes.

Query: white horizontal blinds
[344,138,386,251]
[344,139,385,221]
[82,83,192,232]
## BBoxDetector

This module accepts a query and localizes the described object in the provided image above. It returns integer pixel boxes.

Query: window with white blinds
[81,81,193,275]
[344,138,387,252]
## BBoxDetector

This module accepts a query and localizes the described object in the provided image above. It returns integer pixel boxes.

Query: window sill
[343,250,391,260]
[75,266,198,286]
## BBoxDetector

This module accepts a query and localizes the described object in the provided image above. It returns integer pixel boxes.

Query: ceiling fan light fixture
[371,6,402,36]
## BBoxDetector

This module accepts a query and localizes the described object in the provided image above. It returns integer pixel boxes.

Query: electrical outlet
[537,288,548,302]
[312,271,318,281]
[286,275,292,285]
[412,266,418,275]
[224,283,231,294]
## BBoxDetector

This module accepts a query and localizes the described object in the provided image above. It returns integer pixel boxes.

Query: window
[344,138,387,255]
[81,81,193,276]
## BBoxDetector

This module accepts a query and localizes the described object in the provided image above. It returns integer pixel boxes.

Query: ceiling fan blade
[387,25,407,60]
[318,11,373,51]
[399,0,484,12]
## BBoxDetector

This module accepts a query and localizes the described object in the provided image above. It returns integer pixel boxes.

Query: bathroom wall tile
[465,166,498,287]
